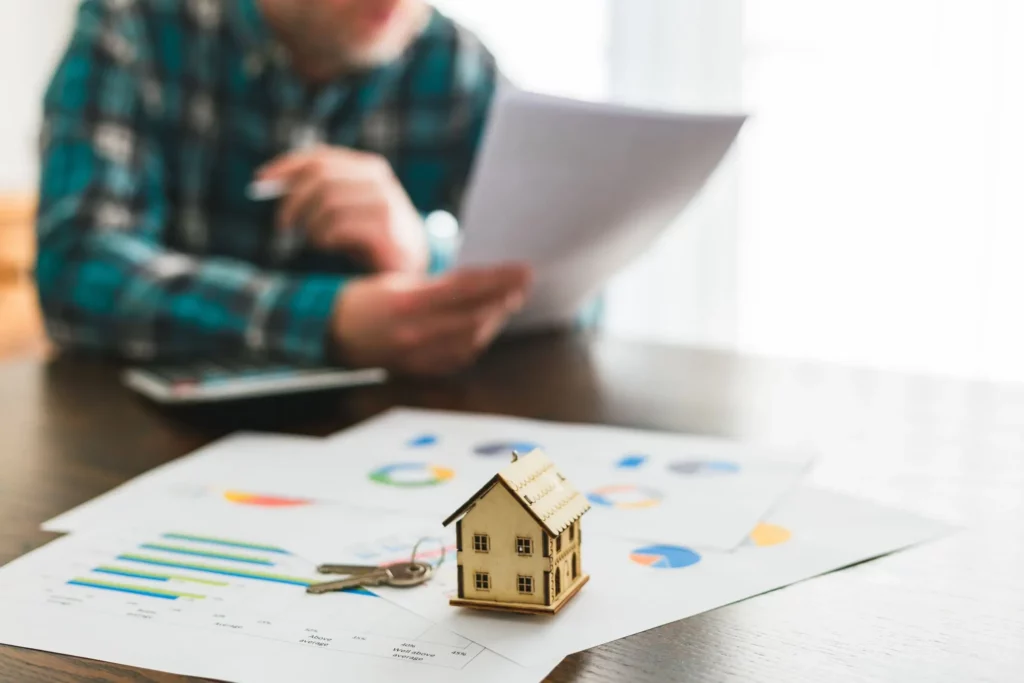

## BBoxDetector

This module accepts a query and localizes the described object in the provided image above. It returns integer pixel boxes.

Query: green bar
[119,554,315,586]
[162,533,289,554]
[71,577,206,599]
[139,543,274,565]
[96,565,229,586]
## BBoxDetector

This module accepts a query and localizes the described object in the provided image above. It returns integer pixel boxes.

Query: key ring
[409,537,446,571]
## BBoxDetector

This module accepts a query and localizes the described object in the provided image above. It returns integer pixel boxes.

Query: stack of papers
[0,407,952,682]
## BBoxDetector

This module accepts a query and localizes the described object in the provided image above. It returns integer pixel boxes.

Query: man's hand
[258,146,429,273]
[331,265,533,377]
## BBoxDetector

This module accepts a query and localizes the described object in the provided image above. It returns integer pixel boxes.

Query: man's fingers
[257,149,324,181]
[400,265,532,315]
[277,170,328,229]
[258,147,383,183]
[395,300,505,350]
[307,182,386,234]
[394,296,521,375]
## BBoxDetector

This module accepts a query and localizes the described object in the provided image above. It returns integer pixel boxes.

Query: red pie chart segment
[222,491,313,508]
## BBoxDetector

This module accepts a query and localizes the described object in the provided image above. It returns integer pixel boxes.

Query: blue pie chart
[474,441,540,456]
[668,460,741,476]
[629,544,702,569]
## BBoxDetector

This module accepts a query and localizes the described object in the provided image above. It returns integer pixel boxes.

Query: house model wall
[443,449,590,615]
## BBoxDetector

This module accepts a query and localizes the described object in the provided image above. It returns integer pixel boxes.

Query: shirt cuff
[247,274,347,365]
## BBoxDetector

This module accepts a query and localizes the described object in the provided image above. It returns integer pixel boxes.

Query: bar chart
[0,529,481,670]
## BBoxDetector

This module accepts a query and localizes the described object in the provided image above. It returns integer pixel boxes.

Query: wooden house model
[442,449,591,614]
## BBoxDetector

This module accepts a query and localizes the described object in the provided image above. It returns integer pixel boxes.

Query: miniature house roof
[442,449,591,536]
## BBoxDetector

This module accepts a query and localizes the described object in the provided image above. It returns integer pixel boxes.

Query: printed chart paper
[325,407,815,550]
[287,488,953,668]
[46,410,812,552]
[42,433,374,536]
[0,528,558,683]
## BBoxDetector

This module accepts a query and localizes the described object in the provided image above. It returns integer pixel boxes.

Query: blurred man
[36,0,530,376]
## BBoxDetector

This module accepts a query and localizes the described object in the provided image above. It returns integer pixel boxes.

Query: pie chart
[369,463,455,487]
[587,485,662,509]
[629,544,702,569]
[749,523,791,547]
[474,441,540,457]
[222,491,312,507]
[668,460,741,476]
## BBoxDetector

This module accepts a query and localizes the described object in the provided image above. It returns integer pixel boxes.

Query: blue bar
[161,533,290,554]
[116,555,378,597]
[68,580,178,600]
[94,568,169,582]
[139,544,275,565]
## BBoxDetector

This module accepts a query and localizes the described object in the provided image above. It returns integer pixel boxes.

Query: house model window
[443,449,591,615]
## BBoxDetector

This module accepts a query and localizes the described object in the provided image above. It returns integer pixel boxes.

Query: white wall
[0,0,79,192]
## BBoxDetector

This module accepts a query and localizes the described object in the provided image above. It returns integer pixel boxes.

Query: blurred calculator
[121,360,386,404]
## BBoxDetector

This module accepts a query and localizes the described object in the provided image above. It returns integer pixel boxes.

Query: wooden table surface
[1,332,1022,682]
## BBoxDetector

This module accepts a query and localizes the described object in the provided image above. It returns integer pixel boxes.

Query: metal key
[387,561,433,587]
[316,563,386,575]
[306,567,395,594]
[305,561,432,595]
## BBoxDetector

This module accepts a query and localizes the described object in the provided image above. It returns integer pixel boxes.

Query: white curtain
[601,0,743,349]
[441,0,1024,382]
[737,0,1024,380]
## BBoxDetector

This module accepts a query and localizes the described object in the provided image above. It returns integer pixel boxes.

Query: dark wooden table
[2,332,1023,682]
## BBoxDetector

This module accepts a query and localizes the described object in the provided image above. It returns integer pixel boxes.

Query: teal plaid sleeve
[36,2,345,364]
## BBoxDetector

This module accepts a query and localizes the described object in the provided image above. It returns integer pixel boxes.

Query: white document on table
[321,407,815,551]
[287,488,953,668]
[45,409,812,552]
[41,433,374,537]
[455,88,747,330]
[0,528,560,683]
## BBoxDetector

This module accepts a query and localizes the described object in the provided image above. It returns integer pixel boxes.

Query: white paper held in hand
[455,87,747,331]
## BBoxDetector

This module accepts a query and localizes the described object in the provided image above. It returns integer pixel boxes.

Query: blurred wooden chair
[0,193,46,360]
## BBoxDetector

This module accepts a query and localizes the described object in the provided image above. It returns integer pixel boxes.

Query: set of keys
[305,539,441,595]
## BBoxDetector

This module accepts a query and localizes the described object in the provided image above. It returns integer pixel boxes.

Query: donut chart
[369,463,455,488]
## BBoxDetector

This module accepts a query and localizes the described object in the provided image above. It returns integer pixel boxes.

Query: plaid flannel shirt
[36,0,497,365]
